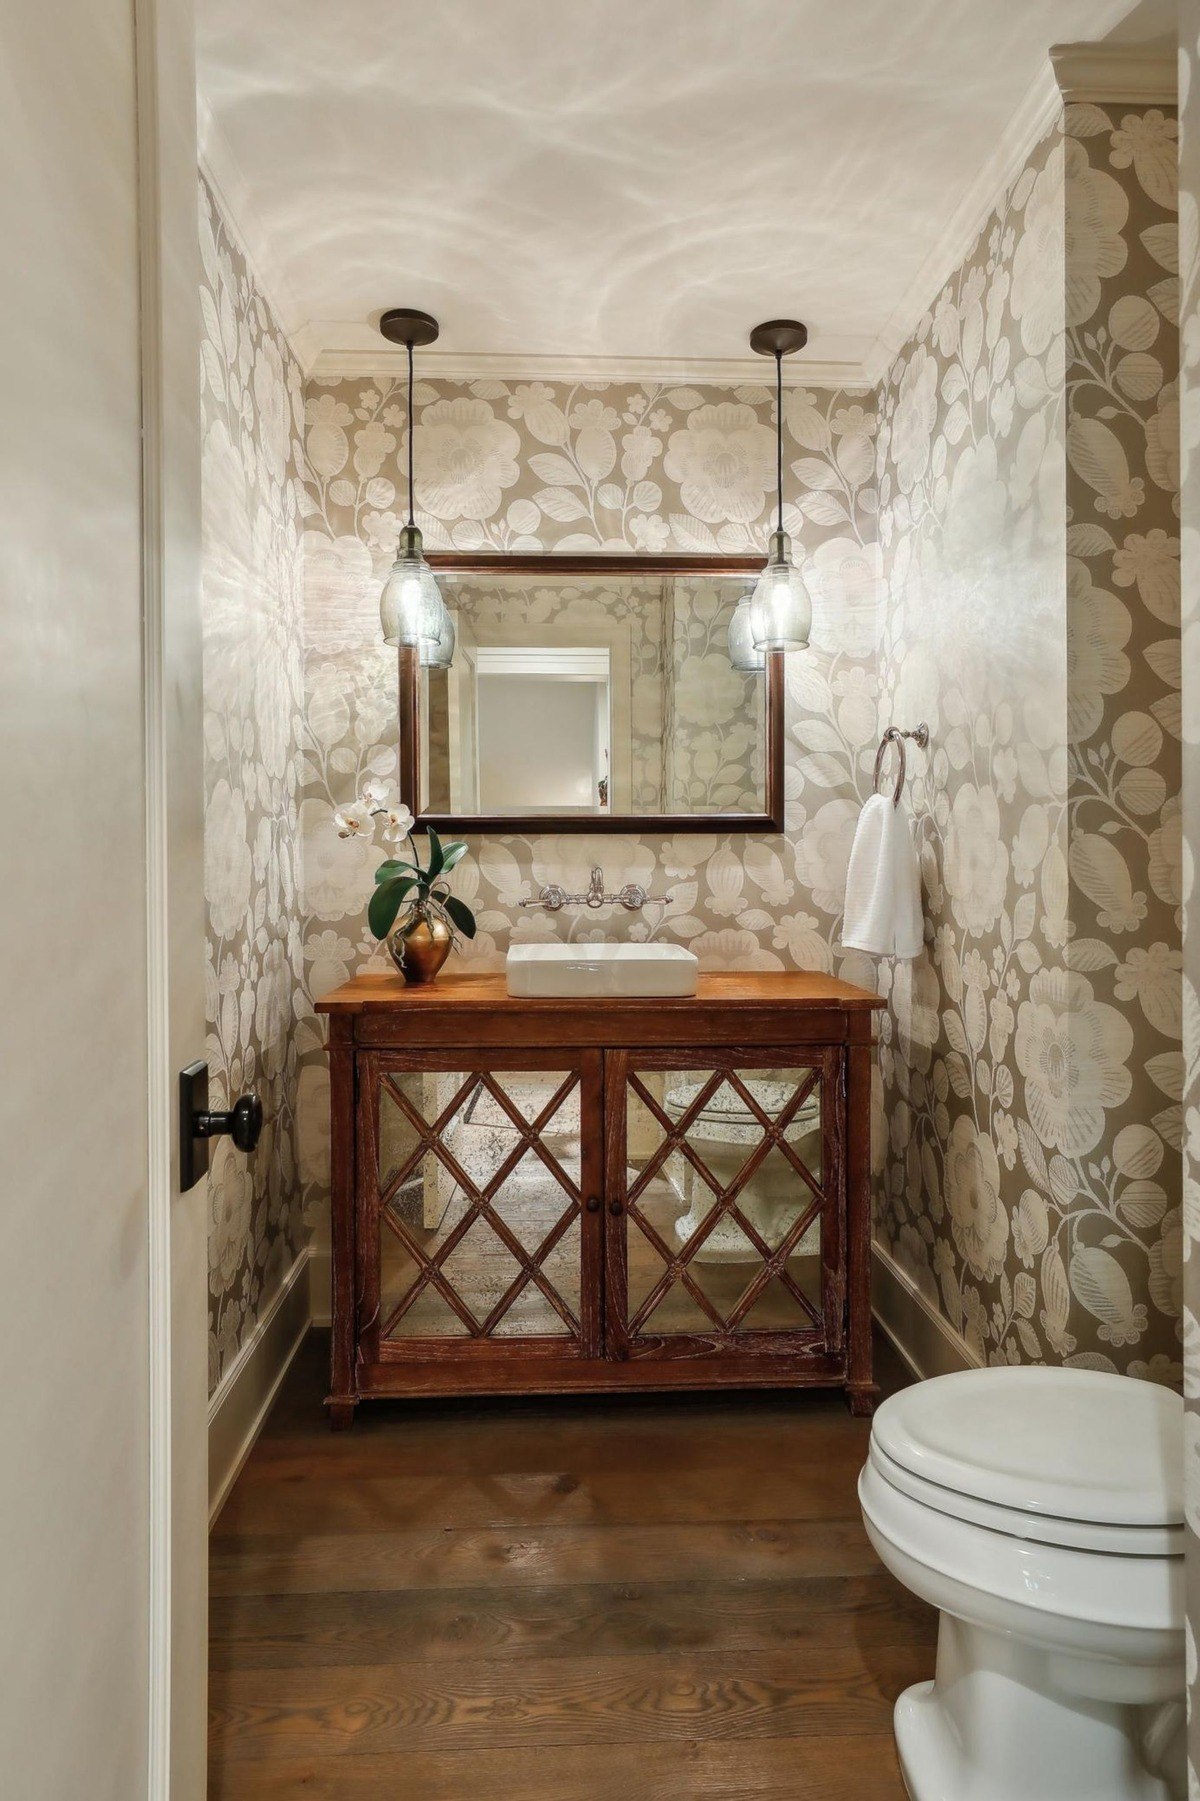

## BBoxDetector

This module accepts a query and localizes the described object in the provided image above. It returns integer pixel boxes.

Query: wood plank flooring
[209,1332,934,1799]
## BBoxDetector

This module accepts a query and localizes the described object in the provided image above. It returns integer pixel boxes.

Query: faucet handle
[519,883,568,911]
[616,882,675,911]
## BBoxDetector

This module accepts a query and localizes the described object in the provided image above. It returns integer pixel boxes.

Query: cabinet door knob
[585,1195,601,1213]
[609,1199,623,1217]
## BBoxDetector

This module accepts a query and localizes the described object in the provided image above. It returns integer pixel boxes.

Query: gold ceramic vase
[387,903,453,985]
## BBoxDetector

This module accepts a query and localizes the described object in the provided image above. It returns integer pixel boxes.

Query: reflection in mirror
[418,570,768,820]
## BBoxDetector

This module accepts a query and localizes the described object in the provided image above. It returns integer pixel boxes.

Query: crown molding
[305,337,874,392]
[197,98,309,368]
[286,319,327,374]
[1050,42,1177,104]
[863,59,1062,387]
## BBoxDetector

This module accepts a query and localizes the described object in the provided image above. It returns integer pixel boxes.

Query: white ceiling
[195,0,1168,385]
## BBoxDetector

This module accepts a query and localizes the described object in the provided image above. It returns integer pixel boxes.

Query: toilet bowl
[662,1076,821,1260]
[858,1367,1184,1801]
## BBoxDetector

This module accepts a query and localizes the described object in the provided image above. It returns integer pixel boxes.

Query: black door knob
[198,1093,264,1154]
[179,1061,263,1191]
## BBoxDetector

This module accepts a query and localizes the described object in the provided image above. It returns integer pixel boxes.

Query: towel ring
[872,723,930,807]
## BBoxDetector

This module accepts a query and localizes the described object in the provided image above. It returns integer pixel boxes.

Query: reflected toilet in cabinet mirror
[660,1075,822,1261]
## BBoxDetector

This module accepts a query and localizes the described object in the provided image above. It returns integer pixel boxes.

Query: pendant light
[727,591,765,672]
[378,307,451,658]
[419,600,456,669]
[747,319,812,652]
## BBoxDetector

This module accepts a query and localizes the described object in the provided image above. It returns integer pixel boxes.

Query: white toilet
[858,1367,1184,1801]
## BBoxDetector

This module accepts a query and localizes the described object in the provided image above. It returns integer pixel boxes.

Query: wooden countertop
[315,969,885,1014]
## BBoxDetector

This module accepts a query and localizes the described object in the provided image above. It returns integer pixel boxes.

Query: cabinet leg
[326,1396,357,1431]
[846,1382,879,1418]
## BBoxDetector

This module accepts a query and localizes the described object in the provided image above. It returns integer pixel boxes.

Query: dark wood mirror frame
[399,554,782,835]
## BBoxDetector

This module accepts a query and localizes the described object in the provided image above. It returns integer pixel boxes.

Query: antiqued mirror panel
[407,558,778,829]
[376,1066,584,1343]
[624,1064,828,1338]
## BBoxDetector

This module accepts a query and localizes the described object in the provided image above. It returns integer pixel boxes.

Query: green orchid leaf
[442,895,477,939]
[374,859,418,884]
[440,841,468,874]
[425,826,444,882]
[368,877,413,941]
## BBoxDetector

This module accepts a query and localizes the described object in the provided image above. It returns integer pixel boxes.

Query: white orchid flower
[359,777,390,813]
[333,803,372,839]
[381,804,416,845]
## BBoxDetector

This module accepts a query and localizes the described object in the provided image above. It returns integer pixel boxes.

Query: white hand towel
[841,792,924,959]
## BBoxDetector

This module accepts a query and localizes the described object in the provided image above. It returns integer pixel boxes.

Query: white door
[0,0,208,1796]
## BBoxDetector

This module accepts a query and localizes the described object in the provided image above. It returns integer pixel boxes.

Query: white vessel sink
[506,942,699,998]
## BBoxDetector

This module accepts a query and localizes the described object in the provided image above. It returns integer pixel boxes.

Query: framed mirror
[399,555,783,834]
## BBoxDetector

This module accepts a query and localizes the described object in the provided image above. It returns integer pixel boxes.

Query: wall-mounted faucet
[519,865,675,913]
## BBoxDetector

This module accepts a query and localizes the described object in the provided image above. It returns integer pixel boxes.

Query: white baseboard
[872,1240,981,1380]
[208,1247,312,1524]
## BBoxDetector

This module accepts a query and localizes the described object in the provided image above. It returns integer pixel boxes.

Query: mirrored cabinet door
[607,1049,845,1360]
[358,1052,602,1364]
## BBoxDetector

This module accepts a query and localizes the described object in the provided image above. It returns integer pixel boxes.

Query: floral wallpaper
[665,576,764,813]
[295,377,883,1234]
[874,122,1071,1364]
[1177,18,1200,1791]
[1061,102,1181,1378]
[200,177,308,1392]
[875,105,1182,1382]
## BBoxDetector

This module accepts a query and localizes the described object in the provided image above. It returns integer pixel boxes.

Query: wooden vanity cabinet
[316,971,884,1424]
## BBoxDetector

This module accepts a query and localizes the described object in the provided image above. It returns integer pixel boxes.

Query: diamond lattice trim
[625,1068,826,1335]
[378,1070,583,1339]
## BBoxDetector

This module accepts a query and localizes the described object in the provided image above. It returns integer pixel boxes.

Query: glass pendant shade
[727,593,765,672]
[749,529,811,652]
[419,600,456,668]
[380,524,445,648]
[741,321,811,666]
[377,308,452,664]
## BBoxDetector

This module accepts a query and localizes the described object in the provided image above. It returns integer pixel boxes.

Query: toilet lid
[868,1439,1184,1556]
[872,1367,1183,1529]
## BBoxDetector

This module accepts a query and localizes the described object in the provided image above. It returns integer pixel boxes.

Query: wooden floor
[209,1332,935,1800]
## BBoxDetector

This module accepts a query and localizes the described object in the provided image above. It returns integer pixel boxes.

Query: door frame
[135,0,208,1792]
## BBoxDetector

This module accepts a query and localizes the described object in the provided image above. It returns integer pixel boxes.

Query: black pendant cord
[775,349,784,539]
[377,309,438,543]
[406,338,415,530]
